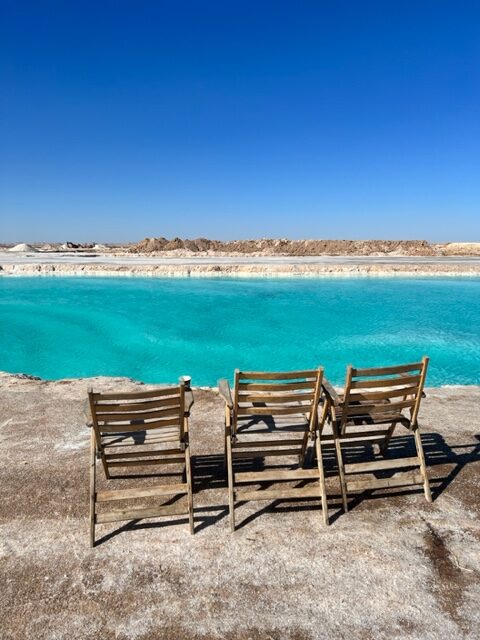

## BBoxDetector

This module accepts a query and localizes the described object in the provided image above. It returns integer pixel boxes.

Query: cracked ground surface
[0,373,479,639]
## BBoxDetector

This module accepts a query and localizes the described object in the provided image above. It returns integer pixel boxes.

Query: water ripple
[0,277,479,386]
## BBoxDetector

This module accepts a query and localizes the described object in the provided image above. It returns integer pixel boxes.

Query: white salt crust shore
[2,262,480,278]
[1,371,480,639]
[1,371,477,392]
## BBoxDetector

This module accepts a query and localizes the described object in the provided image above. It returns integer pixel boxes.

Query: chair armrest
[185,389,194,416]
[322,378,341,407]
[218,378,233,409]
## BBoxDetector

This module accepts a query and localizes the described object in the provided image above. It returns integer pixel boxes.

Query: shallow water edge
[1,370,479,392]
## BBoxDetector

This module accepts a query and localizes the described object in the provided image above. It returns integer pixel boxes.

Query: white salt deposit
[7,243,38,253]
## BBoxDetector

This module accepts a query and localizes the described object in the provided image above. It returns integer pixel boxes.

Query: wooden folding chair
[322,357,431,511]
[88,380,194,546]
[219,367,329,531]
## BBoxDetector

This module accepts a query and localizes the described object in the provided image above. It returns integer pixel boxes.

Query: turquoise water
[0,277,479,386]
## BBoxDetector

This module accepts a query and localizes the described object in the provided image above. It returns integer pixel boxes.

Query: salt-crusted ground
[1,251,480,277]
[0,373,479,639]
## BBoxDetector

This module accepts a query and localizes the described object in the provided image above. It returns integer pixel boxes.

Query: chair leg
[333,424,348,513]
[315,434,329,526]
[89,431,96,548]
[223,430,228,472]
[223,407,231,471]
[185,447,195,534]
[380,421,397,456]
[226,431,235,532]
[413,425,432,503]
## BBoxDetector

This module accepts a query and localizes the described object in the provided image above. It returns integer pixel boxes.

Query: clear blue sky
[1,1,479,243]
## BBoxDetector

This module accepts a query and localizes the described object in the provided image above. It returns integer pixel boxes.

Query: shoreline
[2,260,480,278]
[2,250,480,278]
[2,371,478,391]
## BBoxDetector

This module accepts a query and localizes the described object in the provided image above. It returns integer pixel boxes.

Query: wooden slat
[340,429,390,439]
[234,486,321,501]
[351,363,423,377]
[321,429,389,443]
[107,446,182,456]
[344,456,420,473]
[238,370,319,380]
[237,405,310,416]
[322,434,386,444]
[97,483,188,502]
[350,375,422,390]
[97,406,181,422]
[96,502,188,524]
[95,396,181,413]
[235,468,319,483]
[237,392,315,404]
[342,414,408,427]
[94,387,180,401]
[102,431,179,446]
[238,381,315,391]
[346,472,424,492]
[105,448,183,460]
[232,438,303,448]
[346,399,415,416]
[232,448,301,458]
[100,417,181,433]
[107,456,185,467]
[349,386,419,402]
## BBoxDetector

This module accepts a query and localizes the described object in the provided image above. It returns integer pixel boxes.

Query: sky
[1,1,479,243]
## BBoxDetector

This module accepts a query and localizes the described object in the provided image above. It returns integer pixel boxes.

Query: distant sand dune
[441,242,480,255]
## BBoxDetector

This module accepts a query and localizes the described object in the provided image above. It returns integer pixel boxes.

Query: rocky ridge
[129,237,480,256]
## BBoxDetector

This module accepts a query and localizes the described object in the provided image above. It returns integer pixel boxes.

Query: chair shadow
[336,432,480,512]
[236,414,310,435]
[231,444,345,530]
[95,453,233,546]
[94,504,229,547]
[234,496,345,530]
[94,434,480,543]
[192,452,268,491]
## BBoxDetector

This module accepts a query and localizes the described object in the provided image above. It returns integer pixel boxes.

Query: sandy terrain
[127,238,480,257]
[1,373,479,639]
[2,237,480,277]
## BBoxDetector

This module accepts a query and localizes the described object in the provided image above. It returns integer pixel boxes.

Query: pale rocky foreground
[0,373,479,639]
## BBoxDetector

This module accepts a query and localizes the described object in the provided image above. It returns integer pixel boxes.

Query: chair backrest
[233,368,324,433]
[89,383,186,450]
[340,357,429,429]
